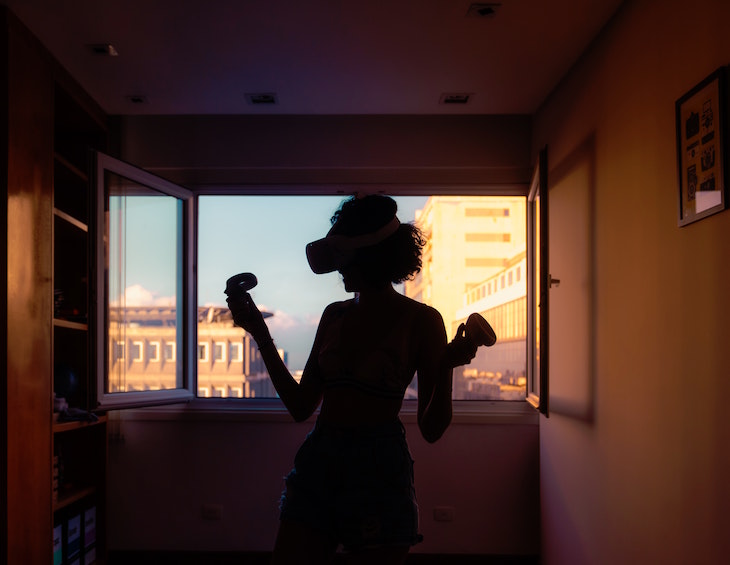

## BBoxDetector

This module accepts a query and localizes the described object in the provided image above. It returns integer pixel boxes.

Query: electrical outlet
[201,504,223,521]
[433,506,455,522]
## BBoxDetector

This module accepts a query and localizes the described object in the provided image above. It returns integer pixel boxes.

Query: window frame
[95,152,196,409]
[94,168,541,422]
[189,187,537,420]
[527,147,549,415]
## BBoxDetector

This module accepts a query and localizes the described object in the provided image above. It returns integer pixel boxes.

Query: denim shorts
[279,419,423,552]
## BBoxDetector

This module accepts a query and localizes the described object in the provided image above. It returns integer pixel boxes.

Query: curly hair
[329,195,426,284]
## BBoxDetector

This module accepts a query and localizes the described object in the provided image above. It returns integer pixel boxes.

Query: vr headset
[305,217,400,274]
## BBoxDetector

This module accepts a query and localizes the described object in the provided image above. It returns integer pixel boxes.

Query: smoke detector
[126,95,148,105]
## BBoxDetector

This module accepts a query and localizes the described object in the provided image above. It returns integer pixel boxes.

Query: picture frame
[676,66,728,227]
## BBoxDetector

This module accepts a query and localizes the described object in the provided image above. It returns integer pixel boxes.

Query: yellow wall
[533,0,730,563]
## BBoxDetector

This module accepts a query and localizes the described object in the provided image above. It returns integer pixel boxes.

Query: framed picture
[676,67,728,226]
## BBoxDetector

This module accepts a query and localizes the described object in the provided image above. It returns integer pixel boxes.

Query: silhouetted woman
[227,195,476,564]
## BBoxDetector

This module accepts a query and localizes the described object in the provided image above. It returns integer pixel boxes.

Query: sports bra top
[317,299,422,399]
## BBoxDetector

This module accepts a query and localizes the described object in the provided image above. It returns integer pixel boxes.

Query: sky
[198,195,428,369]
[119,195,428,370]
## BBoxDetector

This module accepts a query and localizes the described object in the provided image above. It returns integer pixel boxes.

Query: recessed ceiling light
[88,43,119,56]
[245,93,278,105]
[466,3,501,18]
[439,93,474,105]
[126,95,147,104]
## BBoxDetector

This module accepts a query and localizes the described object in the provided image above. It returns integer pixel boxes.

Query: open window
[527,147,549,415]
[93,158,540,410]
[95,153,195,408]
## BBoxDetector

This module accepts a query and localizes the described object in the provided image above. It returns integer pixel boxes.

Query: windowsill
[116,398,539,426]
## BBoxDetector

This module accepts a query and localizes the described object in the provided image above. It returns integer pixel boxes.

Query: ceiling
[4,0,624,116]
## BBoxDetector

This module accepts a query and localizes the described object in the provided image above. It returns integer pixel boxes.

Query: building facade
[108,306,281,398]
[404,196,527,400]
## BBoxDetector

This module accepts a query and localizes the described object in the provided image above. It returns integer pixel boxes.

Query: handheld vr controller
[464,312,497,347]
[224,272,258,298]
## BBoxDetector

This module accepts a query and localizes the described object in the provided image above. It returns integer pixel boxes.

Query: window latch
[549,274,561,288]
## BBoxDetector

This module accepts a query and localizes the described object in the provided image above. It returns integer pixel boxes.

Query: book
[66,513,81,565]
[53,522,63,565]
[83,505,96,564]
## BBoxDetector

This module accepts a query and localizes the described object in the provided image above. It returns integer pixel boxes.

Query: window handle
[549,274,561,288]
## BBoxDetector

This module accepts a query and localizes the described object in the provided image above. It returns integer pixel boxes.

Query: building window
[198,342,209,362]
[465,233,511,242]
[164,342,176,362]
[131,341,144,362]
[464,208,510,217]
[148,341,160,362]
[213,341,226,362]
[229,342,243,363]
[112,341,125,364]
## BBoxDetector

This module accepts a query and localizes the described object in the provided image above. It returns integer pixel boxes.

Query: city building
[108,306,283,398]
[404,196,527,399]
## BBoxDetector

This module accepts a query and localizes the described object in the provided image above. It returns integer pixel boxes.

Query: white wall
[533,0,730,563]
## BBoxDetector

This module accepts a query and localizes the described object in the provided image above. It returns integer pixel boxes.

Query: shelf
[54,485,97,513]
[54,207,88,232]
[53,153,91,224]
[53,414,107,434]
[53,318,88,331]
[54,152,89,183]
[50,74,109,564]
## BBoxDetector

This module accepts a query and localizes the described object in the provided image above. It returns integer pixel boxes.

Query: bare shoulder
[398,296,445,334]
[322,298,354,317]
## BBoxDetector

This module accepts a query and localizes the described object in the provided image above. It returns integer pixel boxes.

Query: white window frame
[96,152,195,409]
[184,188,539,425]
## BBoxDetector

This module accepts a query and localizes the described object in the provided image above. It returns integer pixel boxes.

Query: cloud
[111,284,176,307]
[262,307,320,331]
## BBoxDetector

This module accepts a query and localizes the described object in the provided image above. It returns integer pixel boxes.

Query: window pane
[105,171,184,395]
[197,195,526,400]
